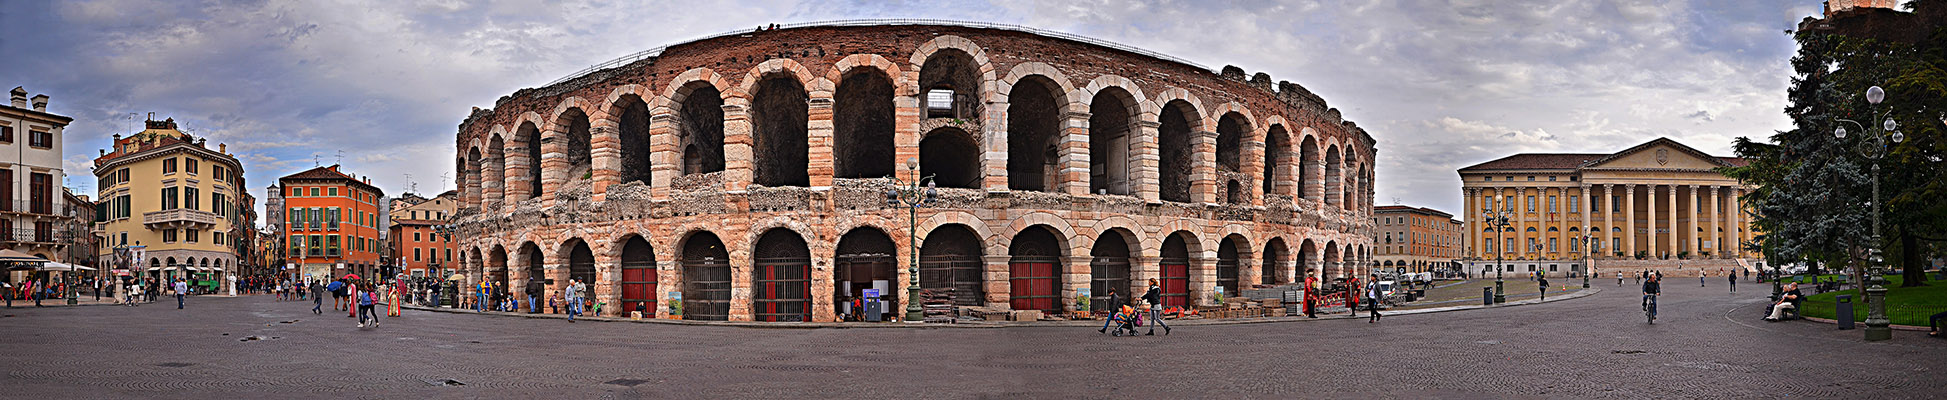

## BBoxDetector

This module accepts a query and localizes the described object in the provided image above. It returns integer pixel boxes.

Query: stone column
[1730,188,1744,258]
[503,136,532,206]
[1624,185,1636,258]
[539,123,568,206]
[806,97,836,188]
[720,103,755,192]
[1465,188,1478,259]
[1060,110,1093,196]
[1134,120,1162,203]
[594,253,621,317]
[1193,253,1217,306]
[1600,184,1612,259]
[1667,184,1679,259]
[983,254,1012,308]
[655,258,679,319]
[982,100,1010,193]
[589,124,621,200]
[1646,184,1658,259]
[1688,184,1700,258]
[483,155,503,210]
[1194,130,1218,204]
[1579,184,1591,259]
[1707,185,1720,258]
[1512,187,1525,258]
[647,112,678,201]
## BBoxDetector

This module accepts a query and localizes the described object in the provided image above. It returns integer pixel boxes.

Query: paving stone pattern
[1,281,1942,398]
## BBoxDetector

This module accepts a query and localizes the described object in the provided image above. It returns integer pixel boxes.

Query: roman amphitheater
[450,21,1376,322]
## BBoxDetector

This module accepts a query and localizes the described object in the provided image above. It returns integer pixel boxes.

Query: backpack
[328,281,347,296]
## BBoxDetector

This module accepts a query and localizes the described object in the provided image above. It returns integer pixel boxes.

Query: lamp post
[1482,203,1513,304]
[1581,235,1599,289]
[1833,85,1903,341]
[885,158,938,322]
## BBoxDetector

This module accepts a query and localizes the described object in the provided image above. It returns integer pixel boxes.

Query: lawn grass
[1796,275,1947,327]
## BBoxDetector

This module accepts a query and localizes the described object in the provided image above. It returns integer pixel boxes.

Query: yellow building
[93,116,247,290]
[1373,205,1463,276]
[1458,138,1756,277]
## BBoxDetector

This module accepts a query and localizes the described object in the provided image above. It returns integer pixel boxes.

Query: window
[162,229,177,243]
[116,195,130,219]
[329,187,338,196]
[213,166,225,181]
[291,187,301,197]
[161,187,179,210]
[310,187,319,197]
[328,208,340,230]
[414,247,422,262]
[186,229,198,243]
[1548,238,1557,252]
[186,158,199,174]
[185,187,200,210]
[1612,196,1621,212]
[1505,176,1514,181]
[309,235,322,256]
[1482,176,1491,181]
[118,168,128,184]
[0,125,10,142]
[446,248,452,262]
[288,208,300,226]
[413,231,421,242]
[28,130,50,148]
[1570,196,1579,213]
[412,210,419,220]
[1549,196,1557,212]
[163,158,177,174]
[214,232,224,246]
[1527,196,1536,212]
[1526,176,1535,181]
[327,235,340,255]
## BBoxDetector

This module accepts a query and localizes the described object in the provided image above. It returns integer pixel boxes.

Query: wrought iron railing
[542,19,1211,88]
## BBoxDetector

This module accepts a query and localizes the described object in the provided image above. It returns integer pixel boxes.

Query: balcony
[0,200,76,217]
[143,208,220,230]
[0,228,76,246]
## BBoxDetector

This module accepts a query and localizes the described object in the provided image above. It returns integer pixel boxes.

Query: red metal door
[620,261,656,316]
[1160,261,1189,308]
[1009,261,1057,311]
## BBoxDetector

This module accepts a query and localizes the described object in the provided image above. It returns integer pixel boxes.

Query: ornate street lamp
[1581,235,1600,289]
[1833,85,1903,341]
[1482,203,1514,304]
[885,158,938,322]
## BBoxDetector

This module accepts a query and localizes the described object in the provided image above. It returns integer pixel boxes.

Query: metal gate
[620,258,656,316]
[1216,257,1239,298]
[1159,257,1190,308]
[836,254,895,320]
[753,257,811,322]
[1009,256,1059,312]
[920,255,984,306]
[681,259,730,321]
[1090,256,1130,314]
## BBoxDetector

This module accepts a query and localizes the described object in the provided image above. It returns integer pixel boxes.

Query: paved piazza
[3,281,1942,399]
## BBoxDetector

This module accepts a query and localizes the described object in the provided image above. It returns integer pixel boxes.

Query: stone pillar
[589,124,621,200]
[1465,188,1478,259]
[983,254,1012,308]
[1667,183,1678,259]
[1193,253,1217,306]
[720,102,755,192]
[1304,158,1325,206]
[504,136,532,206]
[594,253,621,316]
[806,97,835,188]
[483,155,503,210]
[1064,255,1090,314]
[1646,184,1657,259]
[982,100,1010,193]
[1246,139,1266,207]
[539,124,567,206]
[1688,184,1700,258]
[1240,255,1261,291]
[1060,110,1093,196]
[1193,130,1218,204]
[1707,185,1720,258]
[1730,188,1744,258]
[655,259,679,319]
[1624,185,1636,258]
[545,256,568,315]
[648,112,678,201]
[892,94,923,184]
[728,244,754,322]
[1579,184,1591,259]
[1134,120,1162,203]
[1600,184,1612,258]
[1513,187,1526,258]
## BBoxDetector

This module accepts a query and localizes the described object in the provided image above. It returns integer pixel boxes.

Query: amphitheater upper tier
[452,21,1377,323]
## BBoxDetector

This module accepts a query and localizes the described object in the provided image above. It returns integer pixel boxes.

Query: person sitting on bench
[1930,310,1947,338]
[1765,283,1803,322]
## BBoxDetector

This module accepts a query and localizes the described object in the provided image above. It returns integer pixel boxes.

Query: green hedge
[1796,276,1947,326]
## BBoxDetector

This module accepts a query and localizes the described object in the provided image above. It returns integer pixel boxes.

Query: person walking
[310,280,325,315]
[526,279,544,314]
[1538,276,1550,301]
[346,280,360,318]
[1616,271,1623,286]
[1700,270,1707,287]
[173,278,188,309]
[1303,269,1319,318]
[356,282,379,328]
[565,278,584,322]
[388,275,405,317]
[2,281,11,308]
[1365,274,1383,323]
[1097,287,1124,334]
[1728,273,1737,293]
[1140,278,1171,335]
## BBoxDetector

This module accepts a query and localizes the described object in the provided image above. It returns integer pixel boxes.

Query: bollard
[1484,287,1494,305]
[1836,295,1854,330]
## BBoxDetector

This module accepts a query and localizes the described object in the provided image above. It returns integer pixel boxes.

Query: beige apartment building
[1458,138,1757,277]
[1373,205,1462,276]
[93,116,248,289]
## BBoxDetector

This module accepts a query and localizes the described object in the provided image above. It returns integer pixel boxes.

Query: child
[632,303,648,321]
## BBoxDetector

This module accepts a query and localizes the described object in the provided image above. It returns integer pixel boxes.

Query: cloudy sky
[1,0,1829,222]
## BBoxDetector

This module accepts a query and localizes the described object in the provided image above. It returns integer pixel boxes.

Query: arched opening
[1008,225,1065,312]
[1088,87,1136,196]
[1324,145,1342,207]
[680,232,730,321]
[1090,229,1135,314]
[564,239,595,304]
[520,242,545,310]
[752,228,811,322]
[517,122,543,199]
[559,108,593,181]
[1300,135,1320,203]
[619,235,656,317]
[1264,125,1289,197]
[920,127,981,189]
[834,68,895,179]
[1159,232,1193,308]
[678,83,725,175]
[466,147,481,206]
[489,246,508,308]
[1158,100,1198,203]
[486,134,505,206]
[834,227,897,321]
[752,74,809,187]
[1217,235,1247,297]
[920,224,985,306]
[614,95,652,184]
[1006,76,1063,192]
[919,49,982,120]
[1323,241,1342,279]
[1262,238,1288,285]
[1216,112,1247,173]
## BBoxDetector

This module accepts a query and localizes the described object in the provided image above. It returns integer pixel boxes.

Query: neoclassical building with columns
[449,22,1377,323]
[1458,138,1757,277]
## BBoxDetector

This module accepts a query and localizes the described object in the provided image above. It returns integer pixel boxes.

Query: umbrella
[447,274,466,280]
[342,273,361,280]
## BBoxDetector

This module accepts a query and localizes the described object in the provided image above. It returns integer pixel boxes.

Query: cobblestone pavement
[2,281,1942,399]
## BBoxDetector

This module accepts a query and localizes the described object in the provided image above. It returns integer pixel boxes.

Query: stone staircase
[1589,258,1761,277]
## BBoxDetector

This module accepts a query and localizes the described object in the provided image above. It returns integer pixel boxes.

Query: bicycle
[1643,294,1658,324]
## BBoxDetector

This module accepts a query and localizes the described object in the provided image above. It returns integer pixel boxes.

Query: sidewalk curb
[1798,315,1931,331]
[401,286,1604,329]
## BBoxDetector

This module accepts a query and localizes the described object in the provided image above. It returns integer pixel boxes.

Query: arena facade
[451,21,1377,322]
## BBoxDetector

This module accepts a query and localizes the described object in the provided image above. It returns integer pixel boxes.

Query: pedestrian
[475,279,489,312]
[2,281,11,308]
[310,280,325,314]
[346,280,360,318]
[329,279,346,311]
[1096,287,1123,334]
[173,278,188,309]
[1140,278,1171,335]
[1365,274,1383,323]
[1617,271,1623,286]
[565,278,584,322]
[356,282,379,328]
[125,280,141,306]
[549,294,560,314]
[527,279,544,314]
[389,275,405,317]
[1538,276,1550,301]
[1303,269,1319,318]
[94,279,102,301]
[1728,273,1737,293]
[1700,270,1707,287]
[29,279,43,307]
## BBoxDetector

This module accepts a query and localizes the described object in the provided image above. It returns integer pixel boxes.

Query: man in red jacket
[1302,269,1318,318]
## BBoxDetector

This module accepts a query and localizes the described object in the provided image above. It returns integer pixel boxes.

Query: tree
[1725,3,1947,287]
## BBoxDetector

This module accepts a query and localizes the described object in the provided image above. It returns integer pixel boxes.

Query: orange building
[278,165,385,281]
[387,191,457,278]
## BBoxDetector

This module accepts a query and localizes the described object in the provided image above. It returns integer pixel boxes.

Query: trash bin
[1836,295,1853,330]
[1483,287,1494,305]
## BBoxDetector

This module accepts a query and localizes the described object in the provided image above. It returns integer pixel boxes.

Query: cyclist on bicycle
[1642,273,1662,316]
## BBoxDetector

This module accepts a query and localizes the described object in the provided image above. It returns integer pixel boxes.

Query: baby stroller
[1109,305,1142,336]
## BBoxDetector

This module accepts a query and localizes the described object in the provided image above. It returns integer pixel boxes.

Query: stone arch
[465,146,482,207]
[547,98,596,184]
[918,222,986,306]
[556,237,596,297]
[919,126,981,189]
[833,226,899,319]
[676,230,731,321]
[664,78,729,176]
[911,36,994,120]
[511,120,544,200]
[1088,84,1141,196]
[1155,98,1203,203]
[1299,129,1322,203]
[601,85,654,185]
[1003,73,1068,192]
[1089,225,1141,309]
[1262,237,1289,285]
[485,133,505,208]
[1008,224,1068,312]
[740,60,814,187]
[831,62,898,179]
[1263,122,1291,198]
[1212,105,1255,175]
[751,227,813,322]
[1215,233,1252,297]
[1324,144,1342,208]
